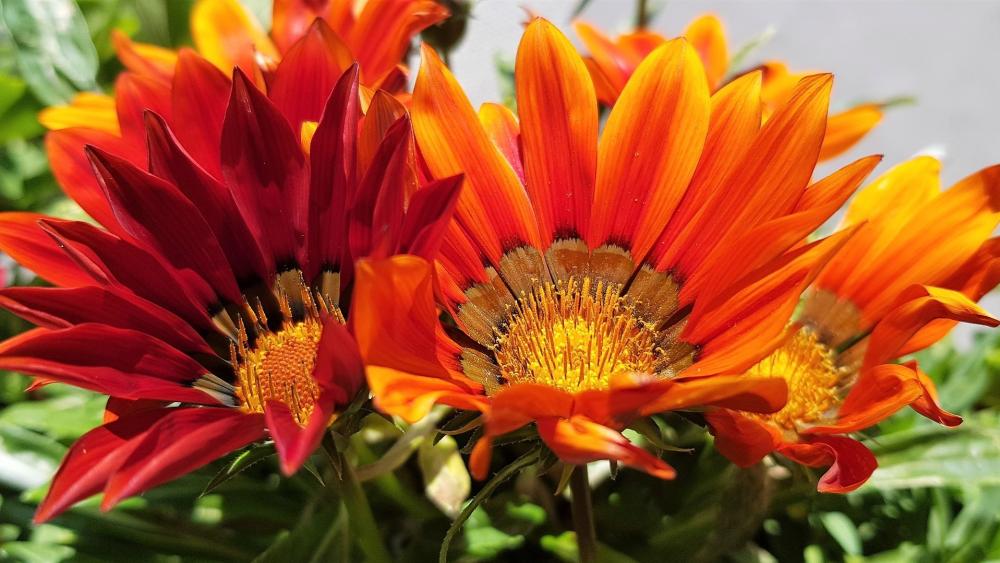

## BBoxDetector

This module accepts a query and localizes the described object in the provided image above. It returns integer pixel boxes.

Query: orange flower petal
[685,228,855,375]
[671,74,832,279]
[367,366,487,424]
[705,409,781,467]
[191,0,278,75]
[818,103,882,161]
[412,44,540,263]
[907,361,962,427]
[863,285,998,370]
[805,363,923,434]
[111,29,178,83]
[590,38,710,259]
[348,0,449,85]
[683,14,728,90]
[778,435,876,493]
[536,416,676,479]
[848,165,1000,320]
[478,102,524,184]
[38,93,119,134]
[573,21,630,99]
[487,383,573,436]
[516,19,598,243]
[652,71,762,271]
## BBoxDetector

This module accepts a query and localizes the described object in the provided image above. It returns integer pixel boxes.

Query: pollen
[493,277,659,392]
[746,328,844,431]
[232,278,339,426]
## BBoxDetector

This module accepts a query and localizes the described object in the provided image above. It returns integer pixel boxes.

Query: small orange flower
[39,0,448,133]
[707,157,1000,492]
[575,14,883,161]
[351,19,885,480]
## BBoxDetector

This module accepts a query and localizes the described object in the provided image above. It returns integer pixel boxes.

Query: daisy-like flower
[38,0,448,132]
[575,14,883,161]
[351,18,884,480]
[0,32,461,520]
[707,157,1000,492]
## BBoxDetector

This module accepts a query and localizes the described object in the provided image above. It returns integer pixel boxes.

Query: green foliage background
[0,1,999,561]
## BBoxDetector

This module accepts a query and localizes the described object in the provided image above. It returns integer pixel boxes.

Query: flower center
[493,277,659,392]
[231,276,338,426]
[745,328,843,431]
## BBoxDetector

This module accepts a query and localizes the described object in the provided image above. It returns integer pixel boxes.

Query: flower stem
[323,438,392,563]
[569,464,598,563]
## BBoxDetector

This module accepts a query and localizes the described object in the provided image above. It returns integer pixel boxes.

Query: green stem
[569,465,598,563]
[324,439,392,563]
[635,0,650,29]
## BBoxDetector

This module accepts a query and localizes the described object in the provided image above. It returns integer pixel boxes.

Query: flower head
[0,36,460,520]
[708,158,1000,492]
[353,18,881,480]
[575,14,884,161]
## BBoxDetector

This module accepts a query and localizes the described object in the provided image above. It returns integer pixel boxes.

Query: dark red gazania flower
[0,39,460,520]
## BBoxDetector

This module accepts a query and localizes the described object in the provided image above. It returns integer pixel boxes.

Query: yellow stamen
[232,276,340,425]
[493,277,659,392]
[746,329,844,430]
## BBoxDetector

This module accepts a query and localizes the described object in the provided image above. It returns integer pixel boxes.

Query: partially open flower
[708,157,1000,492]
[574,14,884,161]
[0,44,461,520]
[351,18,883,480]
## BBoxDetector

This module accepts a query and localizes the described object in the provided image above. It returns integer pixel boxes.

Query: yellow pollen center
[493,277,659,392]
[746,329,843,431]
[234,318,323,425]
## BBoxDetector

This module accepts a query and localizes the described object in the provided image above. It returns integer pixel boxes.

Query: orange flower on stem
[575,14,885,161]
[0,31,461,520]
[351,18,884,484]
[707,157,1000,492]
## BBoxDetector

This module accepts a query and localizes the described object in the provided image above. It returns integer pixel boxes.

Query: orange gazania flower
[0,42,461,520]
[38,0,448,132]
[351,19,884,479]
[707,157,1000,492]
[575,14,883,161]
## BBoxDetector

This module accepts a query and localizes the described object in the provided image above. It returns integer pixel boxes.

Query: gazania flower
[575,14,883,161]
[707,157,1000,492]
[39,0,448,132]
[0,40,461,520]
[351,18,883,480]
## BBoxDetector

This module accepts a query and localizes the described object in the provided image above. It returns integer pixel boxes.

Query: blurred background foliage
[0,1,999,562]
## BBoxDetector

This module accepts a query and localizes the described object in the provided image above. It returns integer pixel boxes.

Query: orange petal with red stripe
[536,416,676,479]
[590,38,710,258]
[683,14,728,90]
[819,103,882,161]
[516,19,598,244]
[412,44,539,263]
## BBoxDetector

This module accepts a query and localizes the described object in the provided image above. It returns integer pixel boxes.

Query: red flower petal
[88,147,242,304]
[0,325,217,404]
[0,285,212,355]
[0,213,92,287]
[35,408,170,522]
[221,69,308,272]
[102,407,264,510]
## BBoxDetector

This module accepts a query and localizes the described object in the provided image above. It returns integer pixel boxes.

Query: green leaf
[0,542,76,562]
[253,505,349,563]
[819,512,862,555]
[201,444,276,496]
[1,0,99,104]
[0,392,105,440]
[863,413,1000,490]
[0,422,65,490]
